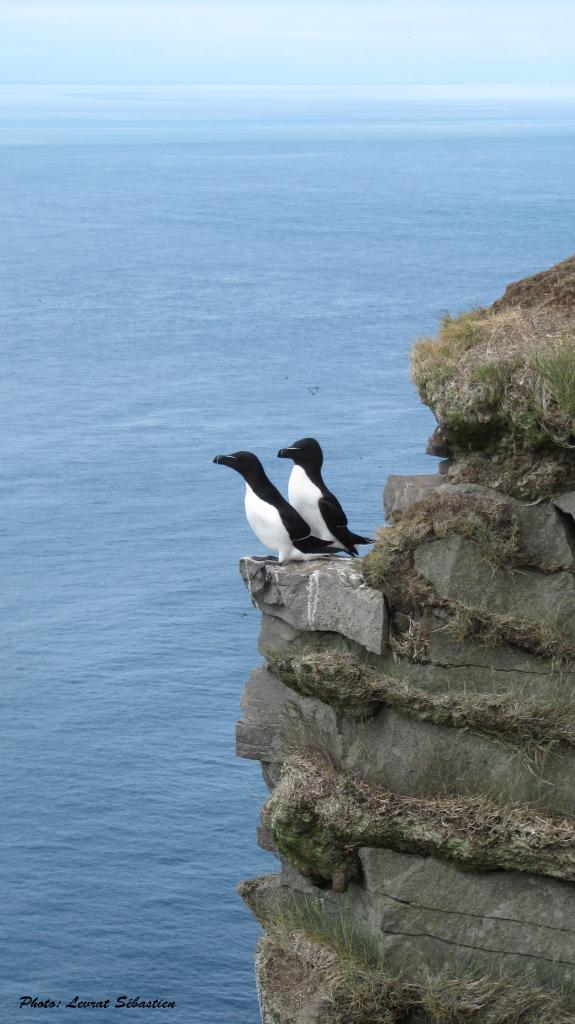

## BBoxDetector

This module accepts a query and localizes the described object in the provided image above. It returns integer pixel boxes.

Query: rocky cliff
[237,257,575,1023]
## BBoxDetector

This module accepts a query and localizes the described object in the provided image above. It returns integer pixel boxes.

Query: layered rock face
[237,259,575,1024]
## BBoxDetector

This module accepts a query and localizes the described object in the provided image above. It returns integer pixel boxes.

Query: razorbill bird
[277,437,373,557]
[213,451,339,563]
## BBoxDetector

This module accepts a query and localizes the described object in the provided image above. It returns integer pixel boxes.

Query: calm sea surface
[1,88,574,1024]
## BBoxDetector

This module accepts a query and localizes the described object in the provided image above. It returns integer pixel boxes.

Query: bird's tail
[342,529,373,547]
[295,536,341,555]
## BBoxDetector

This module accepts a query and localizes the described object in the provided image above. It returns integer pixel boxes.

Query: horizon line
[1,83,575,102]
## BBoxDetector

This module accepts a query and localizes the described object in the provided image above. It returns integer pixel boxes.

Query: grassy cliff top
[411,258,575,495]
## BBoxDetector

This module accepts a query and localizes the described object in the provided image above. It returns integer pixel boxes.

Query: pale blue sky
[1,0,574,91]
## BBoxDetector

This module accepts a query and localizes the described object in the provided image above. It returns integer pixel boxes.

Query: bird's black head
[277,437,323,470]
[213,450,265,484]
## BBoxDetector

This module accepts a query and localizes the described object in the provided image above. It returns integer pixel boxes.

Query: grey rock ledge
[240,556,388,655]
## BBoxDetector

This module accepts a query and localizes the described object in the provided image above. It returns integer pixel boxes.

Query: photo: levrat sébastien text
[19,995,177,1009]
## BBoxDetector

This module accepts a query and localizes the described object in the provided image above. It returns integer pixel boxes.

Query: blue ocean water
[1,87,574,1024]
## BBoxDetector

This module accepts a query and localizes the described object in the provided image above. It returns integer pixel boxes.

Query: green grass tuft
[412,308,575,449]
[536,340,575,438]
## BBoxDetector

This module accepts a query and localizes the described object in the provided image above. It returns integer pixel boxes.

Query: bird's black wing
[279,503,335,552]
[319,494,372,554]
[319,489,348,528]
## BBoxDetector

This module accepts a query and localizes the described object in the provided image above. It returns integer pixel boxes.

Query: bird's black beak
[277,448,288,458]
[213,454,235,467]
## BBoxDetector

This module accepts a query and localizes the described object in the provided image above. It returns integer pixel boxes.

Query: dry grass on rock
[270,649,575,755]
[361,488,575,669]
[388,614,431,662]
[411,295,575,500]
[263,749,575,889]
[246,886,575,1024]
[446,449,575,503]
[362,488,521,610]
[493,254,575,314]
[448,601,575,671]
[258,930,575,1024]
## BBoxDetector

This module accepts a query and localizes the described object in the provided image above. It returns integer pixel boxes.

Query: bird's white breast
[244,485,290,551]
[288,465,337,544]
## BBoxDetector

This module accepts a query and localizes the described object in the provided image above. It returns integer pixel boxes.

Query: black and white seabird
[277,437,373,557]
[213,451,339,563]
